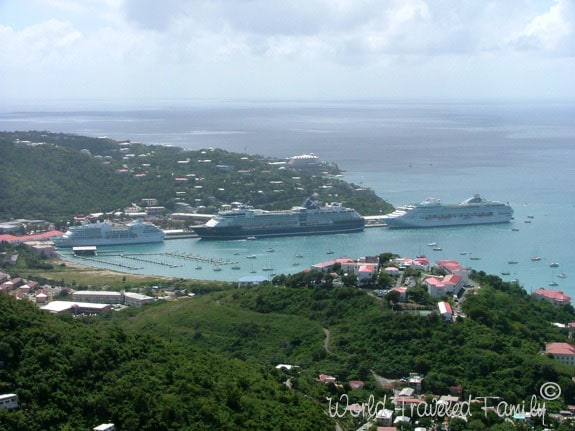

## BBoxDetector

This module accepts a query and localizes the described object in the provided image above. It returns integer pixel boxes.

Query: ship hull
[53,219,165,247]
[383,206,513,228]
[193,220,365,240]
[385,216,511,228]
[53,235,164,247]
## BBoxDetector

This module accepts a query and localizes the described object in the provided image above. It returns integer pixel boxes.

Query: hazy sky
[1,0,574,104]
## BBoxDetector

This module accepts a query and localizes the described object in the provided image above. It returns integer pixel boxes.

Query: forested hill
[0,293,332,430]
[0,131,394,220]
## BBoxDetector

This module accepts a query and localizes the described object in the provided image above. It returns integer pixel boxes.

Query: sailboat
[549,275,559,287]
[508,252,518,265]
[531,246,541,261]
[557,266,567,279]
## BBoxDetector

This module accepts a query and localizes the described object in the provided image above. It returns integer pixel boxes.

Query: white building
[438,301,453,321]
[124,292,154,307]
[41,301,113,315]
[287,153,320,168]
[0,394,18,410]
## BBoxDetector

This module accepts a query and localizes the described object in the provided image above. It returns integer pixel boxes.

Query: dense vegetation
[0,131,393,220]
[3,263,574,430]
[0,294,332,431]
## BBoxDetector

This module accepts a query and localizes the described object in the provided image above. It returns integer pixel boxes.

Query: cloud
[1,0,574,101]
[508,0,575,56]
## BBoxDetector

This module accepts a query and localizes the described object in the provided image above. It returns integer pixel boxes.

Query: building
[0,393,18,410]
[41,301,113,315]
[436,259,469,283]
[546,342,575,365]
[93,424,115,431]
[438,301,453,321]
[349,380,365,390]
[425,274,463,298]
[358,264,378,282]
[124,292,154,307]
[391,287,407,302]
[287,153,320,168]
[237,275,268,288]
[533,288,571,306]
[317,374,337,384]
[23,241,57,258]
[72,290,123,304]
[376,408,394,426]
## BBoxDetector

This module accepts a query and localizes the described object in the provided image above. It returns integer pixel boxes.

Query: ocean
[1,99,574,295]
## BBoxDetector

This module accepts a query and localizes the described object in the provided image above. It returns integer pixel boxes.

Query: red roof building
[546,342,575,365]
[533,288,571,306]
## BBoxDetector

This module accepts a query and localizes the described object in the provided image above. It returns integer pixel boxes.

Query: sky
[0,0,574,105]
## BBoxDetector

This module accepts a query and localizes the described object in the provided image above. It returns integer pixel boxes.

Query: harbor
[56,198,573,295]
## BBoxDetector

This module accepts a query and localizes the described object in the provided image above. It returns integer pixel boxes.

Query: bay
[1,99,574,295]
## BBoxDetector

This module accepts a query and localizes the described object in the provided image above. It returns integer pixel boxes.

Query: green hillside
[2,268,575,430]
[0,293,332,431]
[0,131,393,220]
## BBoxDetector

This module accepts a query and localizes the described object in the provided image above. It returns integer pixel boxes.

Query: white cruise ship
[192,196,364,240]
[53,219,165,247]
[382,194,514,228]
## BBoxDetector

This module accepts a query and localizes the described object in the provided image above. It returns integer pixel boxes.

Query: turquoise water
[2,100,574,295]
[57,197,573,294]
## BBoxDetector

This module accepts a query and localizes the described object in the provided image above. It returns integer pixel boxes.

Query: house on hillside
[533,288,571,306]
[358,264,378,282]
[546,342,575,365]
[438,301,453,321]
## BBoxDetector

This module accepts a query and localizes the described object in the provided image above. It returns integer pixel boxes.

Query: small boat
[292,262,300,266]
[460,251,467,256]
[326,250,335,255]
[266,248,275,253]
[433,247,442,251]
[246,255,257,259]
[549,281,559,287]
[213,266,222,271]
[262,267,274,272]
[295,254,304,258]
[246,236,257,240]
[512,228,520,232]
[550,262,560,268]
[427,242,437,247]
[231,265,241,270]
[524,220,532,224]
[470,256,481,261]
[250,269,257,274]
[195,265,202,270]
[508,259,518,264]
[531,256,541,261]
[558,272,567,279]
[501,271,511,276]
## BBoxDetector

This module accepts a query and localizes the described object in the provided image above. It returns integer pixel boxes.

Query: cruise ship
[382,194,514,228]
[192,197,365,240]
[53,219,165,247]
